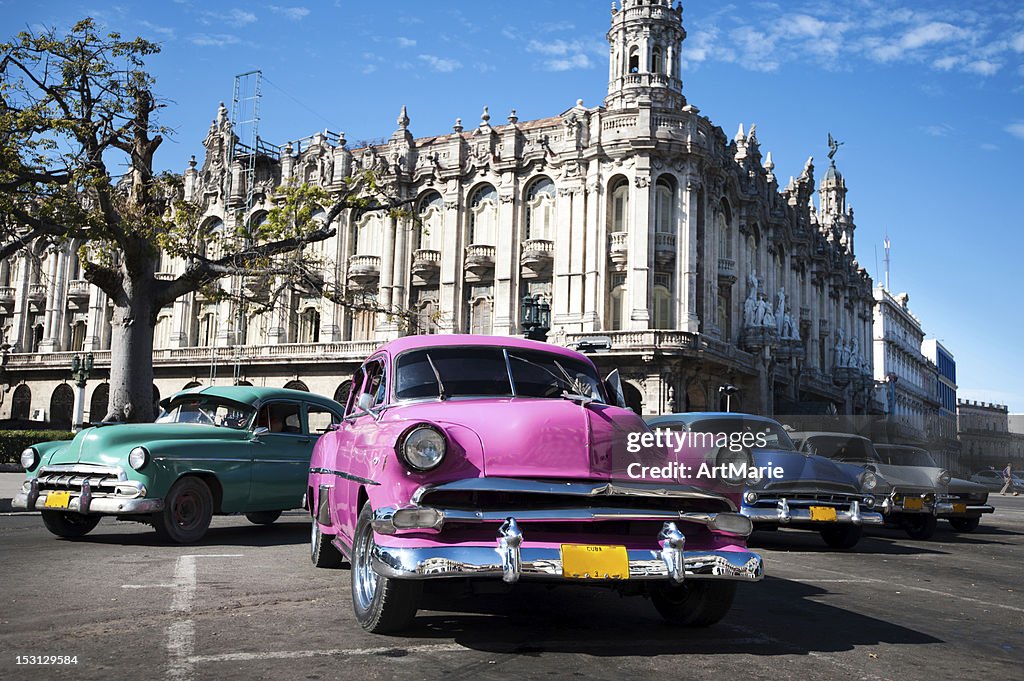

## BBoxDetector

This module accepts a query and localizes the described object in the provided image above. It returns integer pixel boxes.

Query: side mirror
[325,422,340,432]
[355,392,376,418]
[251,426,269,439]
[604,369,627,409]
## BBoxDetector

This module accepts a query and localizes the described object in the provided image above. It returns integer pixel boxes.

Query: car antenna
[425,353,448,401]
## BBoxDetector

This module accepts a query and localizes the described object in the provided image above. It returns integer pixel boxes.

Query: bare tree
[0,20,410,422]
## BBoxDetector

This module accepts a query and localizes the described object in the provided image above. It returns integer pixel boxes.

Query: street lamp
[719,384,739,413]
[521,295,551,342]
[70,352,94,429]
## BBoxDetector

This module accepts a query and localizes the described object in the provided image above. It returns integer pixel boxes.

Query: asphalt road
[2,497,1022,681]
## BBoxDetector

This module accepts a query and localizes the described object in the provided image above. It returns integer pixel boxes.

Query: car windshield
[876,447,937,467]
[394,346,605,403]
[804,436,881,463]
[156,397,255,430]
[684,418,796,451]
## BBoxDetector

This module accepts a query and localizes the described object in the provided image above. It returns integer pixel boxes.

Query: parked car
[14,386,343,543]
[308,335,764,633]
[646,413,883,549]
[969,468,1024,493]
[875,444,993,532]
[789,432,949,540]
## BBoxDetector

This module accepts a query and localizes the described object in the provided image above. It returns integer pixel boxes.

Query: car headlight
[128,446,149,471]
[938,470,951,485]
[397,424,447,472]
[20,447,38,471]
[714,447,753,485]
[859,469,877,492]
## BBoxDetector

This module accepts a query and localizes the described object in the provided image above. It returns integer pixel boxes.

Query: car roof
[376,334,594,365]
[874,444,927,452]
[646,412,783,426]
[170,386,341,411]
[788,431,872,442]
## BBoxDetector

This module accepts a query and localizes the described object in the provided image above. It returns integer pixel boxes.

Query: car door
[338,357,388,540]
[248,399,310,511]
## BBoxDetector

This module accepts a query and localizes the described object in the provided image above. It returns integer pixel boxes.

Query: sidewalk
[0,471,27,513]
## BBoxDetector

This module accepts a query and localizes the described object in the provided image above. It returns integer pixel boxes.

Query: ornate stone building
[0,0,880,423]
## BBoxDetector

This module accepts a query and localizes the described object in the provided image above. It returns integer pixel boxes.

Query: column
[628,168,652,329]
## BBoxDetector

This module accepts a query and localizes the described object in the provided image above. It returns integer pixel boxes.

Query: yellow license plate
[810,506,837,522]
[903,497,924,510]
[952,503,967,514]
[43,491,71,509]
[561,544,629,580]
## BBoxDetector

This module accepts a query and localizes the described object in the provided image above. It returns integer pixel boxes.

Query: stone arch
[11,384,31,420]
[90,383,110,423]
[622,381,644,415]
[183,380,202,390]
[334,380,353,407]
[415,190,444,251]
[49,384,75,428]
[284,380,309,392]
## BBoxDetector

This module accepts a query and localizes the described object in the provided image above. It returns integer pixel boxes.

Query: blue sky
[4,0,1023,410]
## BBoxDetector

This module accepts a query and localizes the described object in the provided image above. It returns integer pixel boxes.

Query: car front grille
[754,492,864,506]
[35,465,125,495]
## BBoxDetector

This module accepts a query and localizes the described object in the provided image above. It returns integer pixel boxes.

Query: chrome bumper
[12,484,164,515]
[741,499,884,526]
[939,504,994,517]
[360,519,764,584]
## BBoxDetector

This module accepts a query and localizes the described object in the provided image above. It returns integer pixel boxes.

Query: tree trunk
[105,276,157,423]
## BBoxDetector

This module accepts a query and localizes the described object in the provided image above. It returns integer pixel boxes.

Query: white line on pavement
[122,583,177,588]
[190,642,469,663]
[165,554,242,681]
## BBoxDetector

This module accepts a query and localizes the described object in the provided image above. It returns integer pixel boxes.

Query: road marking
[190,642,468,663]
[122,583,177,589]
[165,554,242,681]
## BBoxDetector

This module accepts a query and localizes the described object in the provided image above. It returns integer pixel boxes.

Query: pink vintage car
[307,335,763,633]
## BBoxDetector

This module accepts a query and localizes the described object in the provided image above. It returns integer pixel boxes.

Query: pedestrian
[999,462,1018,496]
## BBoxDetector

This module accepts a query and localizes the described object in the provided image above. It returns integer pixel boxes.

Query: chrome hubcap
[173,492,199,528]
[353,526,378,611]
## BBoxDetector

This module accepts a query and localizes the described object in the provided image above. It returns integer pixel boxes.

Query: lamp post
[521,295,551,342]
[70,352,94,430]
[719,384,739,413]
[0,337,10,410]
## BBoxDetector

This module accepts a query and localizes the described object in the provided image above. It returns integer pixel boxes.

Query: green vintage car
[13,386,343,543]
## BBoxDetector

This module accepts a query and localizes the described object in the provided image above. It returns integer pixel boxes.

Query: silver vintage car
[790,432,951,540]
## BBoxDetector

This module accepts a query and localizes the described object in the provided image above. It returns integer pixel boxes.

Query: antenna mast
[883,233,891,291]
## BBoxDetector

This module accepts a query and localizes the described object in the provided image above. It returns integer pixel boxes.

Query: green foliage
[0,430,75,465]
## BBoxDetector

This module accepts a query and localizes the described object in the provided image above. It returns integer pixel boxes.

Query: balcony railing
[565,330,698,353]
[28,283,46,299]
[67,280,91,298]
[347,254,381,285]
[717,258,737,280]
[0,286,14,302]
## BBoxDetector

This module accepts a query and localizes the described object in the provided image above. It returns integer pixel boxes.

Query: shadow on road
[56,516,311,548]
[379,576,941,656]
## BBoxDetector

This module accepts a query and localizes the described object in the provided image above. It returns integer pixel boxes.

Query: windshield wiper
[508,354,594,404]
[425,353,448,401]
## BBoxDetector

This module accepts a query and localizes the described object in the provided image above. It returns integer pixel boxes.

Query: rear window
[805,436,881,463]
[876,447,937,467]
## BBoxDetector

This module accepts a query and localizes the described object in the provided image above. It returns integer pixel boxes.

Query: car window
[348,359,386,415]
[157,397,254,430]
[507,350,606,403]
[307,405,340,434]
[256,402,302,434]
[876,447,937,467]
[684,417,795,451]
[805,436,881,463]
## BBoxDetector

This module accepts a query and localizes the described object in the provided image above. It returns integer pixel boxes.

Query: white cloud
[202,9,257,26]
[1012,32,1024,53]
[417,54,461,73]
[902,22,965,50]
[397,36,416,48]
[964,60,1001,76]
[980,143,1000,151]
[932,55,961,70]
[140,20,176,39]
[189,33,242,47]
[546,54,592,71]
[921,123,954,137]
[1006,122,1024,140]
[270,6,310,21]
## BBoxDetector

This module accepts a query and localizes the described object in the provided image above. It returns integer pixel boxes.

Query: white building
[0,0,879,425]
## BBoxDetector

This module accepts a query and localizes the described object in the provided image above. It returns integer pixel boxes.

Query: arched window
[354,212,384,254]
[628,47,640,74]
[468,184,497,245]
[90,383,110,423]
[416,191,444,251]
[183,381,203,389]
[334,380,353,407]
[609,178,629,233]
[198,311,217,347]
[415,298,439,334]
[524,177,555,241]
[718,200,733,259]
[203,217,225,260]
[49,384,74,428]
[154,310,173,349]
[652,46,664,74]
[284,380,309,392]
[655,178,674,234]
[298,307,320,344]
[11,384,31,420]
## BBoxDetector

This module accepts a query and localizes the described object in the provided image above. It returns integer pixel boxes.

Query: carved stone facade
[0,0,880,419]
